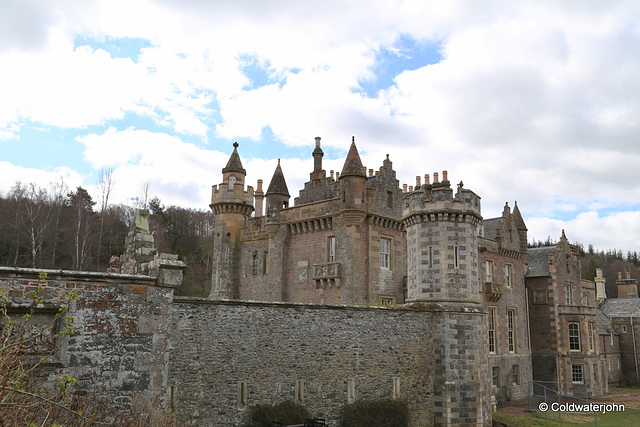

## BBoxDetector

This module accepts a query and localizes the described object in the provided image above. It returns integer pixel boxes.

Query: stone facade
[478,203,532,402]
[526,232,605,396]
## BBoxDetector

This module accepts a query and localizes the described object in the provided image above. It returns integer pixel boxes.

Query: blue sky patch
[7,123,90,176]
[74,36,152,62]
[239,55,289,90]
[357,35,442,98]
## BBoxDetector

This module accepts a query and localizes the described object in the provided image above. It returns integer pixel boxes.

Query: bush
[242,400,311,427]
[341,398,409,427]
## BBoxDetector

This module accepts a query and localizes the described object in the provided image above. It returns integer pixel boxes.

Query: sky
[1,0,640,252]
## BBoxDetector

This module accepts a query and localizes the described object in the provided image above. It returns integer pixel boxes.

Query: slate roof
[600,298,640,318]
[481,218,501,240]
[266,159,290,196]
[596,309,614,335]
[222,142,246,175]
[526,246,557,277]
[340,139,366,178]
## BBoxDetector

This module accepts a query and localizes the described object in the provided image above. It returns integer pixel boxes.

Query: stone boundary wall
[168,298,436,426]
[0,267,174,425]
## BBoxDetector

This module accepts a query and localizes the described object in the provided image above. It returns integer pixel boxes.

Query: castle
[0,136,615,426]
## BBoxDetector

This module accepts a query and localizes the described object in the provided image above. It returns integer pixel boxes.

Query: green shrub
[341,398,409,427]
[242,400,311,427]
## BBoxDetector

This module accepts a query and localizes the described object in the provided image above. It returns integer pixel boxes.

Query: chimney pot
[369,168,373,177]
[433,172,439,183]
[416,176,421,186]
[425,174,430,184]
[315,136,321,148]
[442,170,448,181]
[409,186,414,192]
[330,170,334,180]
[403,183,408,192]
[257,179,263,191]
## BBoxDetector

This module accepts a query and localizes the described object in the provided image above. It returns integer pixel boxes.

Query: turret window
[228,175,236,188]
[328,236,336,262]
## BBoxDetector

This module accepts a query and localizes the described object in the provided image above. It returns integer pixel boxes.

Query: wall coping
[174,296,421,312]
[0,266,157,285]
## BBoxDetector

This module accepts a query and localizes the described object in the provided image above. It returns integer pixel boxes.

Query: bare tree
[8,182,53,268]
[68,187,95,271]
[48,177,68,267]
[96,168,114,271]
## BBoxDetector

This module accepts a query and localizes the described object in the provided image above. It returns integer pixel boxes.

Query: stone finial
[315,136,321,148]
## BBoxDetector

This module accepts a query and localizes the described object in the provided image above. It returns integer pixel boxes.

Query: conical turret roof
[222,142,246,175]
[340,137,366,179]
[266,159,290,196]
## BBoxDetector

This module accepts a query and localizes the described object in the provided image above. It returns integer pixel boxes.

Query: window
[327,236,336,262]
[429,246,433,267]
[488,307,496,353]
[454,246,459,269]
[583,292,590,306]
[565,284,573,305]
[262,251,268,274]
[588,323,594,352]
[512,365,520,385]
[251,252,258,275]
[593,364,598,384]
[623,325,628,333]
[572,364,584,383]
[380,238,391,269]
[387,191,393,209]
[505,264,512,288]
[228,175,236,188]
[492,366,499,387]
[379,296,396,306]
[485,260,494,283]
[507,309,516,353]
[569,323,580,351]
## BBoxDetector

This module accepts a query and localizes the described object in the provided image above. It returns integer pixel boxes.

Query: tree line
[530,237,640,299]
[0,178,214,296]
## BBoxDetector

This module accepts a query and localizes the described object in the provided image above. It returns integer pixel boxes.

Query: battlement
[211,182,254,208]
[402,172,481,225]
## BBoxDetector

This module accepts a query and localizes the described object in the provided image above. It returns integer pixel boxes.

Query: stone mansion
[1,135,620,426]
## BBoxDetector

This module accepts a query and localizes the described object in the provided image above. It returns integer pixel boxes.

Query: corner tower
[339,137,367,226]
[403,175,490,426]
[209,142,254,299]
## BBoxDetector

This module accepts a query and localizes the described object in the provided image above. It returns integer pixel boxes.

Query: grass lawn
[494,388,640,427]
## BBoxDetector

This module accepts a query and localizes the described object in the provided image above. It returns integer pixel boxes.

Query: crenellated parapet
[210,183,255,216]
[403,174,481,228]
